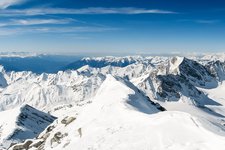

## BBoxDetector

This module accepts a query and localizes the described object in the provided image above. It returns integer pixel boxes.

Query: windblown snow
[1,54,225,150]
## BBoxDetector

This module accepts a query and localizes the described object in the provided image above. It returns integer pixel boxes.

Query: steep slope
[199,81,225,117]
[0,55,224,112]
[0,104,56,149]
[205,60,225,81]
[73,56,225,123]
[0,70,105,112]
[9,75,160,150]
[75,57,219,106]
[178,57,217,88]
[12,75,225,150]
[0,66,7,89]
[1,55,225,150]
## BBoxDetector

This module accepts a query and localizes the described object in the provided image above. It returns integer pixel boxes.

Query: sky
[0,0,225,55]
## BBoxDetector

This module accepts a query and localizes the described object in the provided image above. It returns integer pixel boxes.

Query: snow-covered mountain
[0,70,105,112]
[1,54,225,149]
[8,75,225,150]
[62,56,144,71]
[0,104,56,149]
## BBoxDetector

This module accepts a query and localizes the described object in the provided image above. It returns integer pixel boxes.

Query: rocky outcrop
[178,58,217,87]
[3,105,56,149]
[205,60,225,81]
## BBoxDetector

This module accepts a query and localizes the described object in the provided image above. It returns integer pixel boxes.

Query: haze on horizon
[0,0,225,54]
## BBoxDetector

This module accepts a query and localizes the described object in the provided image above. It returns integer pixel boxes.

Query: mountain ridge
[1,54,225,149]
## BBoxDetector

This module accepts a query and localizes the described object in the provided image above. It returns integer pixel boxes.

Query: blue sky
[0,0,225,54]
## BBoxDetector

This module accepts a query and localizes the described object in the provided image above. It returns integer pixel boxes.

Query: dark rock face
[205,60,225,81]
[178,58,216,87]
[8,105,57,143]
[146,96,166,111]
[137,57,221,106]
[157,75,182,101]
[156,74,202,102]
[0,72,8,88]
[63,57,137,70]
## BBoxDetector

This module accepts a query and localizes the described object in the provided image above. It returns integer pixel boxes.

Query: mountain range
[0,54,225,149]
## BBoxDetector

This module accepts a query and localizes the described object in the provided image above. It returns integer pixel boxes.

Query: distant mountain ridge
[0,54,82,74]
[62,56,141,71]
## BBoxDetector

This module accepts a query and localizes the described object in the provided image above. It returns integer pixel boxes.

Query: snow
[29,75,225,150]
[169,56,184,74]
[1,55,225,150]
[202,81,225,106]
[200,53,225,62]
[61,112,225,150]
[0,68,105,111]
[0,104,56,149]
[198,81,225,118]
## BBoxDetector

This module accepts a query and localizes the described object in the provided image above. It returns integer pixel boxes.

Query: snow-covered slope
[10,75,225,150]
[75,56,220,106]
[0,55,224,111]
[0,69,105,112]
[1,54,225,150]
[0,104,56,149]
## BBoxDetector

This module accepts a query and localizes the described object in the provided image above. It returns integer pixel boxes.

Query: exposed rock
[205,60,225,81]
[61,116,76,126]
[29,140,44,148]
[11,140,32,150]
[50,132,63,146]
[178,58,216,87]
[78,128,82,138]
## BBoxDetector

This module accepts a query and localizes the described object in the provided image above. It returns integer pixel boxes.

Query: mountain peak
[169,56,184,74]
[94,74,160,115]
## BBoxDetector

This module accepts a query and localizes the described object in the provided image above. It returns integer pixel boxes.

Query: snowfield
[1,54,225,150]
[41,75,225,150]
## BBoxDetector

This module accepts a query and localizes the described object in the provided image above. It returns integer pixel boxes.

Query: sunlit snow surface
[0,54,225,150]
[19,75,225,150]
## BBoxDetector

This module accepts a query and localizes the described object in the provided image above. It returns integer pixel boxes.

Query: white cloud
[0,7,176,16]
[0,0,26,9]
[195,20,220,24]
[36,7,176,15]
[0,18,75,27]
[33,26,118,33]
[12,18,74,25]
[0,26,118,36]
[178,19,220,24]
